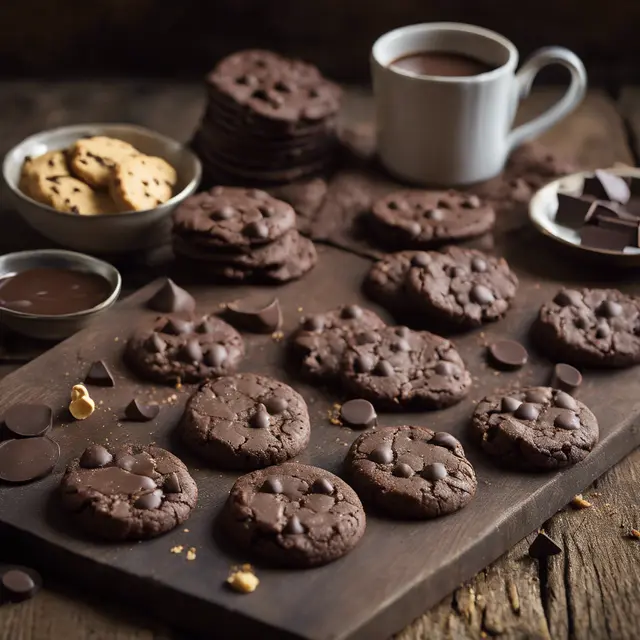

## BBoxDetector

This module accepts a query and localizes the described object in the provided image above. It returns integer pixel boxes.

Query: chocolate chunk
[163,318,192,335]
[435,361,455,376]
[431,432,461,451]
[554,411,580,430]
[312,478,334,494]
[471,257,488,272]
[354,354,375,373]
[179,339,203,363]
[125,399,160,422]
[224,297,282,334]
[1,568,39,602]
[147,279,196,314]
[252,404,270,429]
[393,462,414,478]
[554,290,582,307]
[0,437,59,482]
[580,224,632,251]
[582,170,631,204]
[341,305,363,319]
[374,360,394,376]
[550,363,582,394]
[79,445,113,469]
[85,360,115,387]
[304,315,324,331]
[529,532,562,559]
[264,395,288,414]
[396,326,410,337]
[147,333,166,353]
[3,403,52,438]
[422,462,447,481]
[134,489,163,510]
[392,338,411,352]
[597,300,623,318]
[205,344,228,367]
[596,323,611,339]
[340,399,377,429]
[411,253,431,267]
[284,515,305,534]
[425,208,445,221]
[244,220,269,238]
[501,396,522,413]
[554,391,578,410]
[211,205,235,220]
[525,389,549,403]
[514,403,539,421]
[470,284,495,305]
[554,193,594,229]
[164,472,181,493]
[488,340,528,370]
[369,445,393,464]
[261,477,283,493]
[195,319,214,334]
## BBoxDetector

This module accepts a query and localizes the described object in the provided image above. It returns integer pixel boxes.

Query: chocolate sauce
[390,51,495,77]
[0,267,112,315]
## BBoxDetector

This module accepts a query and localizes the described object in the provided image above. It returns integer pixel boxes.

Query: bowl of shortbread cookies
[3,124,201,254]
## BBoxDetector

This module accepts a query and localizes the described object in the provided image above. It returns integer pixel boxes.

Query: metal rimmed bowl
[2,123,201,254]
[0,250,121,340]
[529,166,640,267]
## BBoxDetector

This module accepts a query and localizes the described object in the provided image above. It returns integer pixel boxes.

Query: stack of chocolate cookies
[191,49,341,186]
[172,186,317,283]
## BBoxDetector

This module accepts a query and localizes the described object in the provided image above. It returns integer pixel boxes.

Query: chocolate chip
[550,363,582,395]
[244,220,269,238]
[423,462,448,481]
[0,437,59,482]
[425,208,444,221]
[252,405,270,429]
[435,361,455,376]
[125,398,160,422]
[407,221,422,237]
[470,284,495,305]
[205,344,228,367]
[134,489,163,510]
[411,253,431,267]
[258,205,276,217]
[554,410,580,430]
[597,300,623,318]
[147,333,166,353]
[583,170,631,204]
[596,323,611,339]
[393,462,414,478]
[340,399,377,429]
[261,477,283,493]
[525,389,548,403]
[164,472,181,493]
[370,445,393,464]
[341,305,362,319]
[251,88,269,101]
[354,354,375,373]
[431,432,461,451]
[196,319,214,334]
[3,403,52,438]
[224,297,282,334]
[554,391,578,410]
[179,339,203,363]
[501,397,522,413]
[488,340,528,370]
[163,318,192,335]
[1,568,39,602]
[211,206,235,220]
[575,315,590,329]
[79,444,113,469]
[84,360,115,387]
[471,257,488,272]
[449,266,466,278]
[147,279,195,314]
[392,338,411,352]
[514,403,539,421]
[304,315,324,331]
[374,360,394,376]
[274,80,291,93]
[554,289,582,307]
[463,195,481,209]
[529,532,562,559]
[284,515,305,534]
[311,478,334,494]
[395,326,410,338]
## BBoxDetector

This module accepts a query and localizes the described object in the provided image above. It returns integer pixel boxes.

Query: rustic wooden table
[0,81,639,640]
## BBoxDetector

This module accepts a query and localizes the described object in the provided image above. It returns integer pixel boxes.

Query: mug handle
[507,46,587,152]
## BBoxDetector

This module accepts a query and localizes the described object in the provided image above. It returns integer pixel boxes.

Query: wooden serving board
[0,243,640,640]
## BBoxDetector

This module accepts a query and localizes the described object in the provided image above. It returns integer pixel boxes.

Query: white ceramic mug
[371,23,588,186]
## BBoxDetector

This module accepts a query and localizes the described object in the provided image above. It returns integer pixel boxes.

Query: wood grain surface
[0,83,639,640]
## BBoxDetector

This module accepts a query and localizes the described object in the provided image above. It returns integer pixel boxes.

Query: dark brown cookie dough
[222,463,366,568]
[470,386,599,471]
[533,288,640,368]
[406,246,518,329]
[125,313,244,384]
[339,325,472,410]
[179,374,310,469]
[370,189,495,250]
[289,305,387,380]
[346,426,476,518]
[59,444,198,541]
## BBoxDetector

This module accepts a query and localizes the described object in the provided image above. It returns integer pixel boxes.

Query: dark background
[0,0,635,89]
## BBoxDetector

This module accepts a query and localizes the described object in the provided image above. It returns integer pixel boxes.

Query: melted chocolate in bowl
[0,267,112,315]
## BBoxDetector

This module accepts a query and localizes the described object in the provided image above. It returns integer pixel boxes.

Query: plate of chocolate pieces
[529,166,640,264]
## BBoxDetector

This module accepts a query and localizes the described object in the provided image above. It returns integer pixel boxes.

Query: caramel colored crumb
[272,331,284,342]
[571,494,592,509]
[170,545,183,554]
[630,529,640,540]
[227,566,259,594]
[186,547,196,561]
[175,379,183,390]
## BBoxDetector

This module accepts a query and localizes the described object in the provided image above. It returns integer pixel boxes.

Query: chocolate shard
[125,398,160,422]
[554,193,594,229]
[582,170,630,204]
[580,224,634,251]
[223,297,283,334]
[85,360,115,387]
[528,532,562,559]
[147,279,196,314]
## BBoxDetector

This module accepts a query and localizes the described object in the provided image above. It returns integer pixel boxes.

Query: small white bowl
[3,123,202,254]
[529,165,640,267]
[0,249,121,340]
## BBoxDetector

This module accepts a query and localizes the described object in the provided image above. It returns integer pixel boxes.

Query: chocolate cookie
[406,246,518,329]
[173,187,296,249]
[346,426,477,518]
[370,190,495,250]
[59,444,198,541]
[222,463,366,568]
[179,374,310,469]
[290,305,387,380]
[471,386,599,470]
[533,288,640,368]
[125,313,244,384]
[339,325,472,410]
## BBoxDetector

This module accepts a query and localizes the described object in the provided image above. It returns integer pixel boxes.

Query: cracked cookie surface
[69,136,139,188]
[223,462,366,567]
[471,386,599,471]
[346,426,476,518]
[60,444,197,541]
[179,373,310,469]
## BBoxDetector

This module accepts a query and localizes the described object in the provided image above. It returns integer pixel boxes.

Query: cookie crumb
[114,337,119,342]
[175,379,183,390]
[327,404,342,426]
[186,546,196,561]
[571,494,592,509]
[69,384,95,420]
[183,528,190,533]
[272,331,284,342]
[629,529,640,540]
[297,307,303,312]
[170,545,184,554]
[226,566,259,594]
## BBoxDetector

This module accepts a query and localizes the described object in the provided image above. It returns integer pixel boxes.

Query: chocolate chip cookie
[533,288,640,368]
[339,325,472,410]
[20,150,69,197]
[370,190,495,250]
[222,463,366,568]
[346,426,477,518]
[31,175,116,215]
[471,387,599,470]
[289,305,387,380]
[60,444,197,540]
[406,246,518,329]
[125,313,244,384]
[179,374,310,469]
[69,136,139,188]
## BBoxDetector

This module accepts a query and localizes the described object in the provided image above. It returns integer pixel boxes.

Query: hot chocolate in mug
[371,23,587,186]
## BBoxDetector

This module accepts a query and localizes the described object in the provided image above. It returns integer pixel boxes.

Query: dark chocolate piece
[1,567,40,602]
[580,225,631,251]
[582,170,630,204]
[85,360,115,387]
[369,445,393,464]
[164,472,182,493]
[147,278,196,314]
[550,363,582,394]
[430,432,461,451]
[134,489,163,510]
[339,399,378,429]
[0,437,59,483]
[79,445,113,469]
[125,399,160,422]
[312,478,334,495]
[3,403,52,437]
[488,340,528,370]
[223,297,283,333]
[528,532,562,559]
[554,193,594,229]
[514,403,539,421]
[422,462,448,482]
